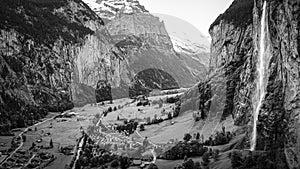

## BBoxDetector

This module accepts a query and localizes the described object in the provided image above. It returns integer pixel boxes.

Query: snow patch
[83,0,148,21]
[170,35,209,54]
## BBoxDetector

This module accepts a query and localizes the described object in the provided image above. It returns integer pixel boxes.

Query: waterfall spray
[251,1,267,151]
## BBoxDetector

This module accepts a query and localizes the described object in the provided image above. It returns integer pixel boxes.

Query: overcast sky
[139,0,234,37]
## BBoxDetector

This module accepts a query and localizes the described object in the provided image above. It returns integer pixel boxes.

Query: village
[0,90,236,169]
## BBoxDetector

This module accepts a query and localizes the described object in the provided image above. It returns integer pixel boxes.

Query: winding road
[0,117,54,166]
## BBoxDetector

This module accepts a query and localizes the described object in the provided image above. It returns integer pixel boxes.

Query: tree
[117,116,120,120]
[213,149,220,161]
[30,142,36,150]
[202,152,210,166]
[108,107,112,112]
[22,135,26,142]
[158,99,163,108]
[50,139,53,148]
[194,161,202,169]
[168,112,172,119]
[148,163,158,169]
[98,157,104,165]
[91,157,98,167]
[182,159,194,169]
[143,137,149,148]
[139,124,145,131]
[114,107,117,111]
[183,133,192,142]
[183,155,188,161]
[231,151,243,168]
[196,133,200,140]
[111,159,119,168]
[222,125,226,134]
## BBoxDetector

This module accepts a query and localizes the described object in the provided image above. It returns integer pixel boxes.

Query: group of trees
[159,141,208,160]
[136,100,150,107]
[203,128,233,146]
[173,148,220,169]
[174,158,203,169]
[144,101,181,126]
[74,134,161,169]
[75,143,131,169]
[0,101,48,134]
[146,117,164,125]
[166,95,180,104]
[115,120,139,135]
[103,106,117,117]
[230,150,288,169]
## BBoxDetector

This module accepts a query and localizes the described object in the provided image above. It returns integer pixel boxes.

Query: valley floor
[0,91,243,169]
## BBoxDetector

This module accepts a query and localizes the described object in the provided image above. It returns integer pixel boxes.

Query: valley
[0,0,299,168]
[0,90,243,169]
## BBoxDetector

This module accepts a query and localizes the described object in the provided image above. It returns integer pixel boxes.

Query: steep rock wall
[0,0,128,131]
[182,0,299,167]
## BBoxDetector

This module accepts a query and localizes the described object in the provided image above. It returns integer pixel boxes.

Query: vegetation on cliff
[0,0,102,132]
[209,0,254,30]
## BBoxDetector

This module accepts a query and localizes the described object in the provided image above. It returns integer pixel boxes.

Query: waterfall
[251,1,267,151]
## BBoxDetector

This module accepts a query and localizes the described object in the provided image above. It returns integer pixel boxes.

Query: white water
[251,1,267,151]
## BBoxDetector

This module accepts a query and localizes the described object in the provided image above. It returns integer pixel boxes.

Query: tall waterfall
[251,1,267,151]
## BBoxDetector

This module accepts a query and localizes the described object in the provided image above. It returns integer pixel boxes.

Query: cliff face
[83,0,208,89]
[0,0,128,130]
[83,0,149,23]
[182,0,299,167]
[256,0,300,167]
[129,68,180,97]
[105,13,207,88]
[106,13,172,50]
[208,0,255,126]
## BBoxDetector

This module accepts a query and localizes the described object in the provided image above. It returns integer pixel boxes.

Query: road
[135,130,157,163]
[72,136,85,169]
[96,109,158,163]
[25,154,36,167]
[71,104,106,169]
[0,117,54,166]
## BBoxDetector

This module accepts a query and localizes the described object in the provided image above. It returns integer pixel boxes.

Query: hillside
[0,0,128,131]
[84,0,209,88]
[181,0,300,168]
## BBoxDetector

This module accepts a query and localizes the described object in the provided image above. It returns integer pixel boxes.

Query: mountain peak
[82,0,149,22]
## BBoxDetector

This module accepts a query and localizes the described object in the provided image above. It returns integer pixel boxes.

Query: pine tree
[50,139,53,148]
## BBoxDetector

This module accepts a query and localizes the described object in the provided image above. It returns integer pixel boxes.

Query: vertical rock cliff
[105,13,207,88]
[253,0,300,168]
[182,0,299,167]
[0,0,128,131]
[84,0,208,89]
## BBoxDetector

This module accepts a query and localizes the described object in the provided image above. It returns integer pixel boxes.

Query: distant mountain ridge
[83,0,149,22]
[83,0,209,89]
[0,0,209,133]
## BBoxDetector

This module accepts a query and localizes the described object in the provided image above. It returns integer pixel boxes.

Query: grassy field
[0,91,242,169]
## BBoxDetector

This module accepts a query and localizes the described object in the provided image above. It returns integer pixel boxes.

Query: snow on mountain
[170,35,210,54]
[154,14,210,54]
[82,0,149,21]
[82,0,210,55]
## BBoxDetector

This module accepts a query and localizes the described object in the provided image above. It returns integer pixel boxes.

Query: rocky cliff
[84,0,208,88]
[182,0,300,168]
[0,0,129,131]
[0,0,207,133]
[105,13,207,88]
[83,0,149,23]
